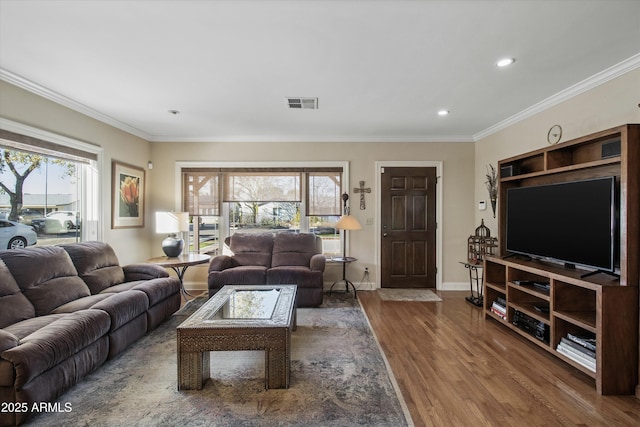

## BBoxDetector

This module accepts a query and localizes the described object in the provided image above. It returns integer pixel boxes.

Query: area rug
[27,294,411,427]
[377,288,442,302]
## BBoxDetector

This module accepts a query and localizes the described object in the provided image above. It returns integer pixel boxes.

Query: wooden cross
[353,181,371,210]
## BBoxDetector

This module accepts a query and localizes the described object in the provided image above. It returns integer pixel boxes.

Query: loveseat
[208,232,326,307]
[0,241,181,426]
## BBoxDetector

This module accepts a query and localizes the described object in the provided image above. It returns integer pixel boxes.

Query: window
[181,165,344,257]
[0,120,101,247]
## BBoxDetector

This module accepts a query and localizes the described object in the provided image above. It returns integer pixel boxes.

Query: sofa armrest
[0,330,19,354]
[123,263,170,281]
[310,254,326,272]
[208,255,236,273]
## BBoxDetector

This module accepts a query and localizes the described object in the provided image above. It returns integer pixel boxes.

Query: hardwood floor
[358,290,640,427]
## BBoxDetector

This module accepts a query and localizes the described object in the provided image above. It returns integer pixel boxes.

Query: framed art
[112,161,145,228]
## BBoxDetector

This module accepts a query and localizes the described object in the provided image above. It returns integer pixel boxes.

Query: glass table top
[208,289,280,320]
[177,285,297,329]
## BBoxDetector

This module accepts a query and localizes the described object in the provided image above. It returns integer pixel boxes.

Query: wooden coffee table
[176,285,297,390]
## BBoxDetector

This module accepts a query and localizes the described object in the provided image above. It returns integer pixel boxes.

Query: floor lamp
[330,193,362,298]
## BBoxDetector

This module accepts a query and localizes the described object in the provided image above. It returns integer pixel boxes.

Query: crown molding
[473,53,640,141]
[4,52,639,144]
[148,134,475,143]
[0,68,153,141]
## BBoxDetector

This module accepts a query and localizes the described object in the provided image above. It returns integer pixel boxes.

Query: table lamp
[156,211,189,257]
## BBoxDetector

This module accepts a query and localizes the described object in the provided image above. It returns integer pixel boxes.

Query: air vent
[286,97,318,109]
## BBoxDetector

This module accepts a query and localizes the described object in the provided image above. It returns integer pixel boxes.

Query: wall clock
[547,124,562,145]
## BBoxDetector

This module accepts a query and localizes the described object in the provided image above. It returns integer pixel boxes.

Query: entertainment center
[483,124,639,395]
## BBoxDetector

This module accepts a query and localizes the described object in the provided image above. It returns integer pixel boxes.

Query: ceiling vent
[286,97,318,109]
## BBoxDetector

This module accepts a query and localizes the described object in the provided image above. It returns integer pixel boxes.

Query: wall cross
[353,181,371,210]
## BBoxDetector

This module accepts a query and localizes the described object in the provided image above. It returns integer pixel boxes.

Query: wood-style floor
[358,290,640,427]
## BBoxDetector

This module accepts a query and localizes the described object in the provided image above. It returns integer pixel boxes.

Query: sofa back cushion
[0,258,36,328]
[0,247,90,316]
[60,241,125,294]
[229,233,274,267]
[271,233,320,267]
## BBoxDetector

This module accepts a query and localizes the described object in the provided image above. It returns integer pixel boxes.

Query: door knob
[383,233,388,237]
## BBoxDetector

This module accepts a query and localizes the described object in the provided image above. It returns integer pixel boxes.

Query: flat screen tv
[505,176,617,273]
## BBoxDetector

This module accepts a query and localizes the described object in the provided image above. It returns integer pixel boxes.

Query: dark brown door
[380,167,437,288]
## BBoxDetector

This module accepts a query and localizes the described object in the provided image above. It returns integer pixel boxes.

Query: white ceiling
[1,0,639,143]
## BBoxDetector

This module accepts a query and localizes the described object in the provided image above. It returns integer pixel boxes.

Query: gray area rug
[377,288,442,302]
[27,294,411,427]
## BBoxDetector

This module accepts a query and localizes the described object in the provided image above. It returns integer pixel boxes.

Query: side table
[147,253,211,300]
[328,256,358,299]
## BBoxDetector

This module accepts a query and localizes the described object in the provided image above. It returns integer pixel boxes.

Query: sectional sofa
[0,241,181,426]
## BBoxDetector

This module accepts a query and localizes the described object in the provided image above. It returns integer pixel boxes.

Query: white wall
[149,140,476,289]
[0,81,154,264]
[474,68,640,235]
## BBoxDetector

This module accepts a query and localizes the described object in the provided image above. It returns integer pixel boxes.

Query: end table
[147,253,211,300]
[328,256,358,299]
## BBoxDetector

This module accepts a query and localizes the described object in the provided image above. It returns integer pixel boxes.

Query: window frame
[0,118,103,243]
[175,161,349,255]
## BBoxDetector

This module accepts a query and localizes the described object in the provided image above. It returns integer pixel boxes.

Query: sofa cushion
[1,309,111,389]
[104,278,180,306]
[0,247,91,316]
[60,241,126,294]
[271,233,320,267]
[267,266,323,288]
[3,314,68,341]
[210,265,268,287]
[89,290,149,332]
[50,294,115,314]
[229,233,274,267]
[0,259,35,328]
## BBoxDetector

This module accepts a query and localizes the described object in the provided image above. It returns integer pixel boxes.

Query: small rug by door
[28,294,411,427]
[377,288,442,302]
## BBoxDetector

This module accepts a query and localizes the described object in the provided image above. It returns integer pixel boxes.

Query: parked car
[0,219,38,249]
[16,209,43,225]
[31,211,79,233]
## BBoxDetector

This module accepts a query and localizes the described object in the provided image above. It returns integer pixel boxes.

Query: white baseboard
[440,282,471,291]
[184,282,208,293]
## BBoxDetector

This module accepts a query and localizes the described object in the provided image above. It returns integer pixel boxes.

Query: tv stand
[484,256,637,395]
[489,124,639,396]
[580,269,620,280]
[502,253,530,261]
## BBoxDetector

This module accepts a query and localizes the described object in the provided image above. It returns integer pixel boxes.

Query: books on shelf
[491,299,506,320]
[566,333,596,352]
[556,335,596,372]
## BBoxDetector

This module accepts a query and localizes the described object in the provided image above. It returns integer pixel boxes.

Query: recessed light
[437,110,449,116]
[496,58,515,67]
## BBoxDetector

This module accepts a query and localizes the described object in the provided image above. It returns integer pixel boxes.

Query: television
[505,176,617,273]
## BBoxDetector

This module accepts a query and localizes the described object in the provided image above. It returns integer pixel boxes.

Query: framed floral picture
[112,161,145,228]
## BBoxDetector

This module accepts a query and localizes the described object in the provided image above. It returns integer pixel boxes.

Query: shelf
[554,310,596,333]
[508,281,550,300]
[554,350,597,378]
[487,124,639,396]
[485,281,506,292]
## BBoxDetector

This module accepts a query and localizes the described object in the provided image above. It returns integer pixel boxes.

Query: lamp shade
[335,214,362,231]
[155,212,189,234]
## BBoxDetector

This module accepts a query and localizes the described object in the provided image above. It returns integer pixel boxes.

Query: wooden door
[380,167,437,288]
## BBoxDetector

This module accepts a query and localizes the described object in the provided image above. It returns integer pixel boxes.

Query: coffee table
[176,285,297,390]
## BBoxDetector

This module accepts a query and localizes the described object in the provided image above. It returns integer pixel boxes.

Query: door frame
[375,161,443,290]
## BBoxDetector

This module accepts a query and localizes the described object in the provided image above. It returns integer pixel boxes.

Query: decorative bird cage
[467,219,498,264]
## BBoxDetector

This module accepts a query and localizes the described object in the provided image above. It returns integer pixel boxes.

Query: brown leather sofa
[0,242,180,426]
[208,232,326,307]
